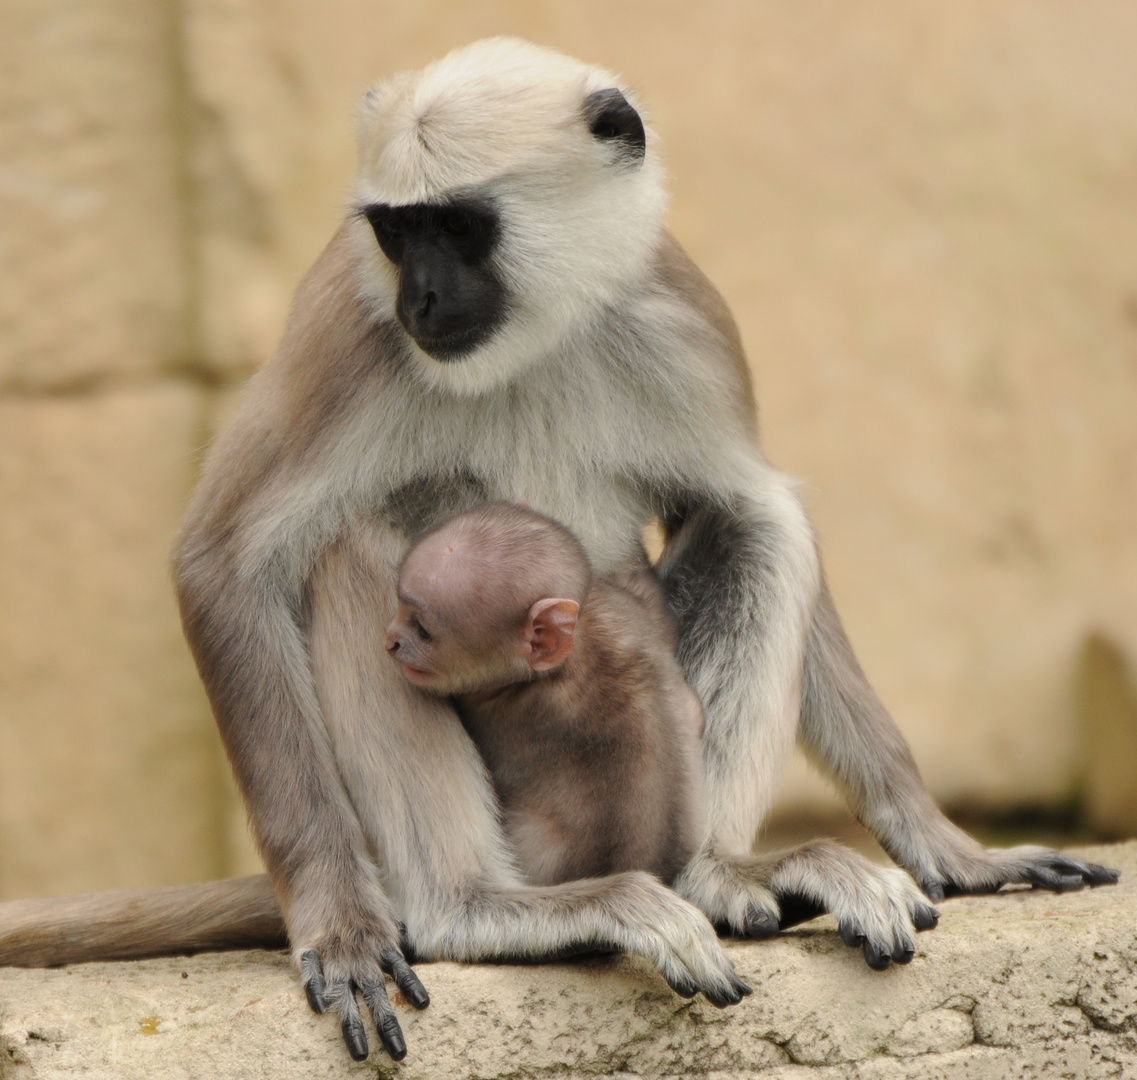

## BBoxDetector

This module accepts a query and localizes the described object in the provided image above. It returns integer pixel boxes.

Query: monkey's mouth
[407,324,497,362]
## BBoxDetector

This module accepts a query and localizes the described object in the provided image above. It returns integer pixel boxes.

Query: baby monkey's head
[385,503,592,695]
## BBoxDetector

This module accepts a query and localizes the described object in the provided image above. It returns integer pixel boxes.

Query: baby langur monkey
[385,503,708,888]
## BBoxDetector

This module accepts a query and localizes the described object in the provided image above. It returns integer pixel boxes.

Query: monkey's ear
[583,89,646,166]
[523,598,580,671]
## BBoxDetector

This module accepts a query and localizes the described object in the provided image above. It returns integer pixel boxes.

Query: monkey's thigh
[307,523,507,921]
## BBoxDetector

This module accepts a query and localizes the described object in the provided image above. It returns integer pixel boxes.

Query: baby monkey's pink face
[384,592,513,695]
[385,540,581,696]
[384,596,444,687]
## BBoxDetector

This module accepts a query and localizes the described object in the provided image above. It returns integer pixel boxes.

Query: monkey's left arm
[655,446,1117,968]
[653,453,934,969]
[638,231,1115,967]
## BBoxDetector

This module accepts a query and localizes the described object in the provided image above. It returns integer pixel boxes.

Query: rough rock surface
[1,843,1133,1078]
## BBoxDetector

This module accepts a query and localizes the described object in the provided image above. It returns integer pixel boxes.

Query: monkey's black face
[362,200,509,361]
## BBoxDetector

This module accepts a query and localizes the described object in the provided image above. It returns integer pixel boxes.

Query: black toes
[838,923,865,949]
[375,1013,407,1061]
[703,984,744,1009]
[382,948,431,1009]
[1027,867,1085,892]
[299,950,328,1014]
[304,981,328,1015]
[744,903,780,939]
[1056,859,1120,887]
[664,974,699,999]
[922,880,946,903]
[732,975,753,998]
[341,1015,369,1062]
[1023,852,1120,892]
[914,905,940,932]
[863,941,892,971]
[893,943,915,965]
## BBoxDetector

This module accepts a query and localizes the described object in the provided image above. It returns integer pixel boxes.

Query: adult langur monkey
[0,38,1118,1063]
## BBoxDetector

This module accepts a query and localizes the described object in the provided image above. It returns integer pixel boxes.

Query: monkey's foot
[915,844,1120,902]
[297,934,429,1062]
[676,842,940,971]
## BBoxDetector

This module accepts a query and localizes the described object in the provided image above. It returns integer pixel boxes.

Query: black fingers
[863,940,892,971]
[837,920,914,968]
[335,988,370,1062]
[699,973,752,1009]
[303,947,427,1062]
[360,978,407,1062]
[663,972,699,998]
[1027,865,1085,892]
[1085,864,1121,886]
[914,904,940,932]
[661,968,749,1006]
[381,947,431,1010]
[1045,856,1120,888]
[299,950,328,1015]
[921,879,946,903]
[743,903,779,939]
[923,850,1119,901]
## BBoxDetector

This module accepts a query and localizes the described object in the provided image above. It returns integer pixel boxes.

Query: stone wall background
[1,1,1135,901]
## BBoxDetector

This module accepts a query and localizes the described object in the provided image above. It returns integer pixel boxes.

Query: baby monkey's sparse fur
[386,504,705,887]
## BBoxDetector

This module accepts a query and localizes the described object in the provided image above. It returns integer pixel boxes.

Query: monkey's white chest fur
[319,312,738,575]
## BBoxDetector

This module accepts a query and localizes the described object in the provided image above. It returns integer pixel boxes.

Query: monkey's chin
[405,310,569,397]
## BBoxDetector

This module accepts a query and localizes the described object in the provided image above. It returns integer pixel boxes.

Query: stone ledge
[1,843,1134,1079]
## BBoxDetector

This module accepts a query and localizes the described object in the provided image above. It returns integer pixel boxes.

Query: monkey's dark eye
[441,210,471,237]
[414,620,432,642]
[361,205,407,264]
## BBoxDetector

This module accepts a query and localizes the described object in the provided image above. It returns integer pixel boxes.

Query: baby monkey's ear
[522,598,580,671]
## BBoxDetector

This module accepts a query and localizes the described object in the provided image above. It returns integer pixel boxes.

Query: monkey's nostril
[418,291,436,318]
[385,636,400,654]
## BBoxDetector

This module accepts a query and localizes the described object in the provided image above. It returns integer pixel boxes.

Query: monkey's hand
[296,930,429,1062]
[411,872,751,1008]
[901,833,1120,902]
[596,872,753,1006]
[675,842,940,971]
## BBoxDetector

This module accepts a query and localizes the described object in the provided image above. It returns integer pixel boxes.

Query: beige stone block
[0,0,189,390]
[0,843,1133,1079]
[179,1,304,376]
[0,385,229,900]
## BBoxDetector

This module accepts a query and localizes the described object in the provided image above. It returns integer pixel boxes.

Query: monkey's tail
[0,875,286,967]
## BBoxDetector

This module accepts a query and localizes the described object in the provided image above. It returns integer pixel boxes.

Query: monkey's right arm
[174,493,429,1063]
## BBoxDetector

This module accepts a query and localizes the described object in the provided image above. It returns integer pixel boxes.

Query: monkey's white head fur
[352,37,669,395]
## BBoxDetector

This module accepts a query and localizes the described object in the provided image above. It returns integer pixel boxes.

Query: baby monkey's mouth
[401,663,435,683]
